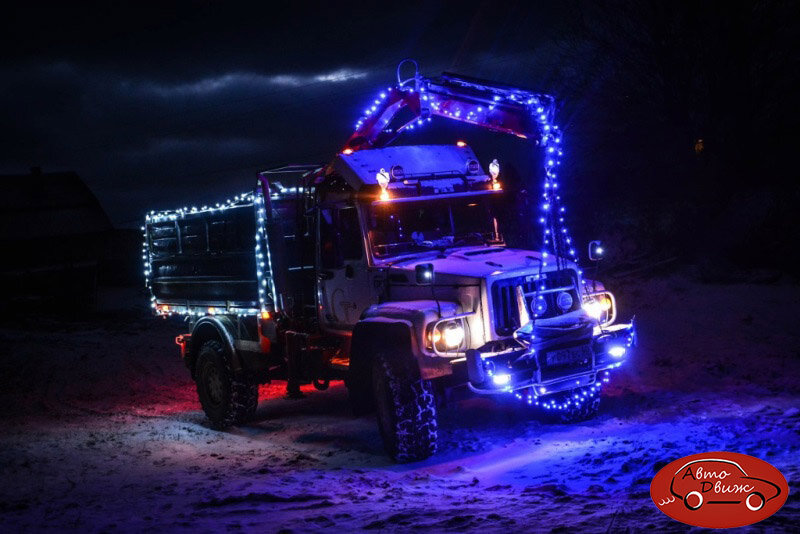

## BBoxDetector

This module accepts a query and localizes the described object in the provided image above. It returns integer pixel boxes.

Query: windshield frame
[364,189,505,263]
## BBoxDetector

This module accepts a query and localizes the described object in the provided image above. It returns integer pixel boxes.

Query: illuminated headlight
[430,320,466,351]
[582,299,608,319]
[582,292,614,324]
[442,322,465,348]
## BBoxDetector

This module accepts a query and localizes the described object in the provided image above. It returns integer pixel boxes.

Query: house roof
[0,169,113,240]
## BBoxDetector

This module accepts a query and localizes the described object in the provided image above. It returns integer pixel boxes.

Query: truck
[143,62,636,462]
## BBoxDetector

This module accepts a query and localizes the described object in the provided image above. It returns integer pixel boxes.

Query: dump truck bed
[145,200,261,314]
[143,168,318,317]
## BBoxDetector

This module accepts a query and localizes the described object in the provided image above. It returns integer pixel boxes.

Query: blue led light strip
[349,80,585,311]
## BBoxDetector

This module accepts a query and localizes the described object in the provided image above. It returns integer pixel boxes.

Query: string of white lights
[142,191,267,317]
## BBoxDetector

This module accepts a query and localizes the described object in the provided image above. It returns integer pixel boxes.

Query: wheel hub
[206,366,224,405]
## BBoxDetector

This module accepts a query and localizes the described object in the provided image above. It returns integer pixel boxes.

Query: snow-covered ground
[1,274,799,532]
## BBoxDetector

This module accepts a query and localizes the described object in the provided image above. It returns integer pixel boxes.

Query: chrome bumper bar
[466,319,636,397]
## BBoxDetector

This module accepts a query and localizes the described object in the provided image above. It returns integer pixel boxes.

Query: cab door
[317,205,373,332]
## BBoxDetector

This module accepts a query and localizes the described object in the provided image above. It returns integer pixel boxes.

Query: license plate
[546,345,592,366]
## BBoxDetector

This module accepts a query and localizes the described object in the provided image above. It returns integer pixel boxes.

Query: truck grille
[490,270,580,336]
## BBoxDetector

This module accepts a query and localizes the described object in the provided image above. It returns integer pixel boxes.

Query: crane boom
[344,62,557,152]
[342,60,576,278]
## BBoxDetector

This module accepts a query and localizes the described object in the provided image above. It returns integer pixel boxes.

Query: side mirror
[415,263,435,285]
[588,240,604,261]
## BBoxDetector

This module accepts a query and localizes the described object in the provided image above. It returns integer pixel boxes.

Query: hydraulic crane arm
[344,60,558,152]
[342,60,576,279]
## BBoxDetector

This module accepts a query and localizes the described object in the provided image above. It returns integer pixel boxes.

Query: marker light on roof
[456,140,467,147]
[376,168,391,201]
[489,158,500,179]
[376,168,390,189]
[489,158,501,189]
[342,148,353,155]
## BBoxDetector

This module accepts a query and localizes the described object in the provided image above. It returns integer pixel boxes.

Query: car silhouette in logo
[667,458,782,512]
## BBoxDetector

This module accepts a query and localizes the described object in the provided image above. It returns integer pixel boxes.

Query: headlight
[582,292,615,325]
[556,291,574,311]
[429,319,466,352]
[442,322,465,347]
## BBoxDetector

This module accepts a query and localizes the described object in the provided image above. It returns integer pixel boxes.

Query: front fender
[362,300,460,351]
[351,315,453,381]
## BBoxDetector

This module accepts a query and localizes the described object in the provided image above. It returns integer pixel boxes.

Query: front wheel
[550,394,601,423]
[372,352,437,462]
[746,491,765,512]
[195,340,258,429]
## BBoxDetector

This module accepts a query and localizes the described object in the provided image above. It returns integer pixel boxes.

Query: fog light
[556,291,573,311]
[608,345,626,358]
[492,373,510,386]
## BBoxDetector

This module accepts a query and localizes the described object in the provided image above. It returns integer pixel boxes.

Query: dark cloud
[2,1,562,225]
[2,1,798,275]
[0,57,387,223]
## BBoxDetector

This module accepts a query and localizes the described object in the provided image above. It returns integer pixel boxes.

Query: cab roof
[330,144,490,192]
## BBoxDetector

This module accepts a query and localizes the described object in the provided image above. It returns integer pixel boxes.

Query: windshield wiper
[440,232,492,254]
[383,249,442,266]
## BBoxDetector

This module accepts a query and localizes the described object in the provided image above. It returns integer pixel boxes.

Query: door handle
[344,265,355,279]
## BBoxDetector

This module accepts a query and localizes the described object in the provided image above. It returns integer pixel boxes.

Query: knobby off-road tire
[372,351,437,462]
[195,340,258,429]
[553,395,601,423]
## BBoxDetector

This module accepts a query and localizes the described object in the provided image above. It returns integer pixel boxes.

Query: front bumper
[463,320,636,397]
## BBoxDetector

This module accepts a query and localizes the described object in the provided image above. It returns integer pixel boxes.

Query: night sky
[3,1,799,272]
[2,2,571,226]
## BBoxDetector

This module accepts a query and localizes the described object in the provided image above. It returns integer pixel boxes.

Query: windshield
[367,193,503,259]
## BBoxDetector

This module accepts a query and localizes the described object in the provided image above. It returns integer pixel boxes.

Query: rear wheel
[684,490,704,510]
[372,351,437,462]
[746,491,765,512]
[196,340,258,429]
